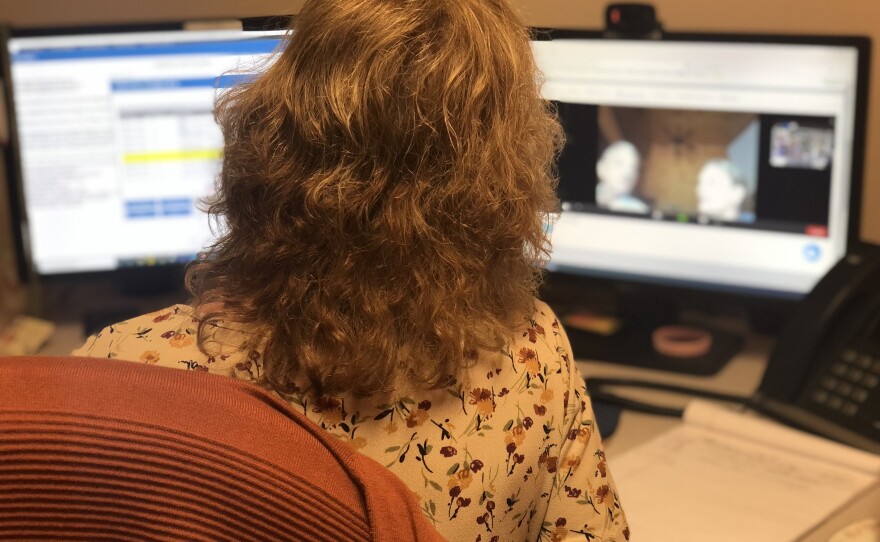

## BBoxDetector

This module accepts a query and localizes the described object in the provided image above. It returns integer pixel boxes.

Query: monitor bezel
[534,28,871,300]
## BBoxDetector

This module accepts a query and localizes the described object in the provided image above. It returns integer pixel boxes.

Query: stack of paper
[611,400,880,542]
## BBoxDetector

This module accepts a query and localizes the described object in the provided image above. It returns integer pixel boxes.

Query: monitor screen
[533,35,867,298]
[4,27,284,275]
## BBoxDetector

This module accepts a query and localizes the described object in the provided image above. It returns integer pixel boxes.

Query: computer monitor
[533,31,869,300]
[531,31,870,371]
[2,24,285,278]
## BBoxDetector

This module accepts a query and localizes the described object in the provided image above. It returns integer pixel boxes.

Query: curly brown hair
[187,0,562,397]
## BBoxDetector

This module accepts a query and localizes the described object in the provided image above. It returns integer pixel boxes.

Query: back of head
[190,0,562,397]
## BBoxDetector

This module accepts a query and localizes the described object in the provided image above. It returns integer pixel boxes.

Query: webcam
[604,3,663,39]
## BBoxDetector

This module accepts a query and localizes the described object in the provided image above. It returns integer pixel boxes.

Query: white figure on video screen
[696,159,749,222]
[595,140,650,214]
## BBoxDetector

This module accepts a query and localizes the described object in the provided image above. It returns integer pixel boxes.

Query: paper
[610,401,880,542]
[685,399,880,476]
[0,315,55,356]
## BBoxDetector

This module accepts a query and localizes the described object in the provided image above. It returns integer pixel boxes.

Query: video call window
[555,103,835,237]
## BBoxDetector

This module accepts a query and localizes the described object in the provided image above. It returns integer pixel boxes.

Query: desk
[577,336,880,542]
[576,333,770,456]
[40,323,880,541]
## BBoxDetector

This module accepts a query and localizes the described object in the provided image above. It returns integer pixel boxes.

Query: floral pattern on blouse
[73,300,629,542]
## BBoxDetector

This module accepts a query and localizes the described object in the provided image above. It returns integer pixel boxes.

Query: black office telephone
[754,243,880,454]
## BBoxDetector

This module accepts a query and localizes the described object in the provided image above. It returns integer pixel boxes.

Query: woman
[75,0,630,539]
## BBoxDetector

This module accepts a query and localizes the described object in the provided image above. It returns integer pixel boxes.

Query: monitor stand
[563,316,744,376]
[541,277,745,376]
[39,266,189,338]
[84,267,188,336]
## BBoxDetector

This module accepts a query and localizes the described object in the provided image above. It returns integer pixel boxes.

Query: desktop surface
[577,349,880,542]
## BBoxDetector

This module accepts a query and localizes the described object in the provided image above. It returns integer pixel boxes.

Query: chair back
[0,356,444,541]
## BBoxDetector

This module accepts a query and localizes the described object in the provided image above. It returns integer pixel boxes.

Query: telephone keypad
[851,388,869,403]
[856,355,873,369]
[831,363,849,376]
[807,348,880,419]
[841,402,859,417]
[827,396,843,410]
[820,376,839,390]
[836,382,854,396]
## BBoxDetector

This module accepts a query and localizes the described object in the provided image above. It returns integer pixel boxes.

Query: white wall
[1,0,877,242]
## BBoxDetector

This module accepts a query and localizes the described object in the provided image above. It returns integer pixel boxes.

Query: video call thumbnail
[555,103,835,235]
[770,121,834,171]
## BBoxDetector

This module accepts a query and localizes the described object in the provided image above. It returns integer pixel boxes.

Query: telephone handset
[754,243,880,454]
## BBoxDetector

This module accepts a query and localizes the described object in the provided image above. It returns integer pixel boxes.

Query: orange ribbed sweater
[0,355,445,541]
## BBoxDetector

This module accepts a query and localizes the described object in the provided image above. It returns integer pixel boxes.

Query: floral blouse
[73,300,629,542]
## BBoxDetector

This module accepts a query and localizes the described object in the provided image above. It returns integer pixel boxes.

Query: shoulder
[73,305,193,352]
[510,299,575,389]
[454,299,573,406]
[72,305,249,374]
[529,299,566,342]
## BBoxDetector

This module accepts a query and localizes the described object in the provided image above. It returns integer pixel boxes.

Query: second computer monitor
[4,26,284,276]
[534,33,869,298]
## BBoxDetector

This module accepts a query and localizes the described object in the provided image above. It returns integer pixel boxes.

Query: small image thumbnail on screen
[554,102,836,235]
[770,120,834,170]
